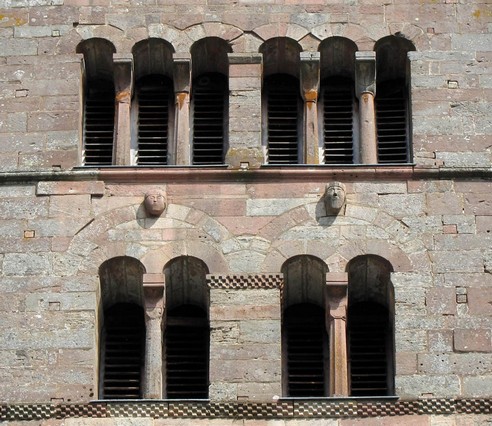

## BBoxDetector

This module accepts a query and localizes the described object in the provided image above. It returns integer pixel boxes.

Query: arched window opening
[135,75,173,165]
[375,79,408,163]
[348,302,390,397]
[191,73,228,165]
[77,38,116,166]
[284,304,327,397]
[83,79,115,166]
[98,256,146,400]
[190,37,231,165]
[375,36,415,164]
[260,38,303,164]
[100,303,145,399]
[166,304,209,399]
[264,74,302,164]
[319,37,358,165]
[164,256,210,399]
[347,255,395,397]
[132,39,175,165]
[321,77,356,164]
[281,255,328,397]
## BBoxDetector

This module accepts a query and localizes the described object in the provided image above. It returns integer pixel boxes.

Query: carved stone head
[144,191,166,217]
[324,182,346,215]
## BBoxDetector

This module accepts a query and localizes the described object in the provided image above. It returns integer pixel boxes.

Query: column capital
[143,273,165,310]
[355,51,376,98]
[300,51,320,99]
[173,53,191,93]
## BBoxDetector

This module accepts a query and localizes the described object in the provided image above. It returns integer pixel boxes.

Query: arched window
[190,38,231,165]
[164,256,210,399]
[375,36,415,163]
[281,255,329,397]
[347,255,395,396]
[319,37,358,164]
[260,38,303,164]
[77,39,116,166]
[99,257,146,399]
[132,39,175,165]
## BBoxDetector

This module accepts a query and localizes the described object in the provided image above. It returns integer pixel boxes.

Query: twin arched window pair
[78,36,415,167]
[98,254,395,400]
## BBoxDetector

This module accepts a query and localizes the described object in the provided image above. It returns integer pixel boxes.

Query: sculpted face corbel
[144,191,167,217]
[324,182,346,215]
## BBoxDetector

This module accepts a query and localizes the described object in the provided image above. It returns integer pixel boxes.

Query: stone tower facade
[0,0,491,424]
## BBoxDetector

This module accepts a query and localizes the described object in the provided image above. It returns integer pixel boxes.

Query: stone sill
[0,165,491,184]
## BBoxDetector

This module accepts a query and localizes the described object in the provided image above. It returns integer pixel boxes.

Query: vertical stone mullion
[173,53,192,165]
[300,52,320,164]
[355,51,378,164]
[325,272,349,397]
[142,273,165,399]
[113,54,133,165]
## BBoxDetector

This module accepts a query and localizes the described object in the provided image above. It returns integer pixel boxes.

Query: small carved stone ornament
[144,191,167,217]
[324,182,346,215]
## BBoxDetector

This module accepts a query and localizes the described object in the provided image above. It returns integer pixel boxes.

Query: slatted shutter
[349,302,390,396]
[101,304,145,399]
[136,76,172,165]
[322,78,355,164]
[166,305,209,399]
[284,304,327,397]
[266,74,301,164]
[83,80,115,166]
[376,80,409,163]
[192,73,227,165]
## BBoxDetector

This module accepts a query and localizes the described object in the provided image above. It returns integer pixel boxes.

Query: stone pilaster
[226,53,264,169]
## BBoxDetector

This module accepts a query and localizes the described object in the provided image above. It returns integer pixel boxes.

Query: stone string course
[1,399,491,421]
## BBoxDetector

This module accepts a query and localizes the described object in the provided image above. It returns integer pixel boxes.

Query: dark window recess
[83,80,115,166]
[136,76,172,165]
[349,302,390,396]
[284,304,327,397]
[192,73,227,165]
[266,74,301,164]
[101,303,145,399]
[166,305,209,399]
[322,78,355,164]
[376,80,409,163]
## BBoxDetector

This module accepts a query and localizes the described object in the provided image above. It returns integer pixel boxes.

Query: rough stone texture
[0,0,491,424]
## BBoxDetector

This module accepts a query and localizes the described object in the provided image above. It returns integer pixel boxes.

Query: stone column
[173,53,192,165]
[355,51,378,164]
[113,54,133,165]
[300,52,320,164]
[225,53,264,169]
[142,273,165,399]
[325,272,349,396]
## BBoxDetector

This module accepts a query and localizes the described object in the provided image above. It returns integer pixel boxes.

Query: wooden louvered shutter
[136,76,171,165]
[192,73,227,165]
[101,304,145,399]
[284,304,327,397]
[322,78,355,164]
[166,305,209,399]
[349,302,391,396]
[376,80,409,163]
[83,80,115,166]
[266,74,301,164]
